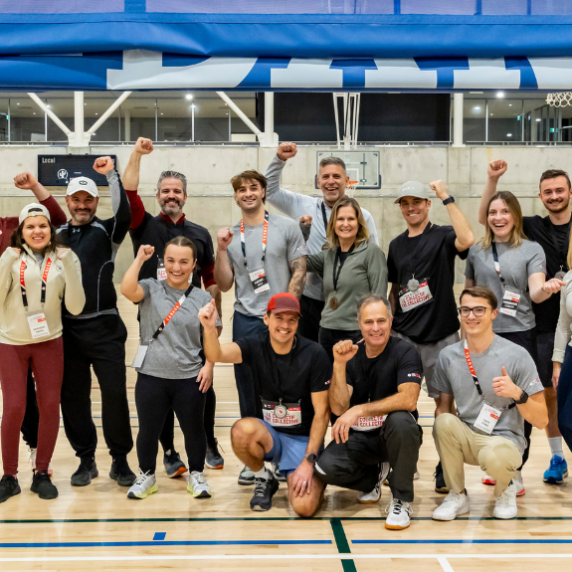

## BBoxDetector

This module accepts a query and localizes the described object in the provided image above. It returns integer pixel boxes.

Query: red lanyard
[151,284,194,340]
[463,340,483,397]
[19,257,52,308]
[240,211,269,270]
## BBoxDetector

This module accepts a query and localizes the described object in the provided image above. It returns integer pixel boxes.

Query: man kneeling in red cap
[199,292,331,516]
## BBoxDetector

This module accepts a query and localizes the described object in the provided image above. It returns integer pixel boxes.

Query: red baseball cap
[266,293,301,316]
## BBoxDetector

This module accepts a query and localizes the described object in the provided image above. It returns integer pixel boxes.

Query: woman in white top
[0,203,85,504]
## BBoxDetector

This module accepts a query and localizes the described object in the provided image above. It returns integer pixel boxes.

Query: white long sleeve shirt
[553,270,572,363]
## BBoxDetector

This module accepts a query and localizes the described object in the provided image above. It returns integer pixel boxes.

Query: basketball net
[547,93,572,108]
[346,180,359,198]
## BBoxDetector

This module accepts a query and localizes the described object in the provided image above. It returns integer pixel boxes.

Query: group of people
[0,139,570,533]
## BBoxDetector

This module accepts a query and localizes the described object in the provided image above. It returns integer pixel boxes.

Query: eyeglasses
[458,306,488,318]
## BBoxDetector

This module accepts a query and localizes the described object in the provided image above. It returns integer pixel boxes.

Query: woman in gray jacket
[306,196,388,363]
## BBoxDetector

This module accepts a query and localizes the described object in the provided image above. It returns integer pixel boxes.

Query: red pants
[0,337,63,475]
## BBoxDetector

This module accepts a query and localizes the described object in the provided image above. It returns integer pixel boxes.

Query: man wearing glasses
[431,286,547,521]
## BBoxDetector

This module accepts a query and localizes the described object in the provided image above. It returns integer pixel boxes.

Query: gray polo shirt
[433,335,544,453]
[264,155,379,301]
[227,212,306,318]
[465,240,546,333]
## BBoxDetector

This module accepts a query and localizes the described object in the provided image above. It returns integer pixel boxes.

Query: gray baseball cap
[394,180,430,204]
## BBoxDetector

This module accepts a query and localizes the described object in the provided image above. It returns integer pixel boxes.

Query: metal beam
[216,91,261,136]
[28,92,72,137]
[87,91,131,135]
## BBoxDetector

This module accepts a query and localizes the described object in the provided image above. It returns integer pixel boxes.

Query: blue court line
[0,540,332,548]
[153,532,166,541]
[353,539,572,545]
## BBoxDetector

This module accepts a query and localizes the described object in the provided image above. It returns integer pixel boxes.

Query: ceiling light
[16,102,19,106]
[95,112,98,115]
[191,104,196,110]
[507,133,512,137]
[185,94,193,101]
[509,103,512,107]
[497,91,505,98]
[46,104,51,109]
[490,113,494,116]
[536,118,541,122]
[473,106,481,112]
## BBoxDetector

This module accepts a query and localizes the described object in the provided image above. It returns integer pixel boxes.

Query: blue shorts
[259,419,309,476]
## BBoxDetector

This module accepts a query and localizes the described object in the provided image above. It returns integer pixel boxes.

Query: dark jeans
[61,314,133,460]
[135,373,207,474]
[315,411,423,502]
[558,344,572,453]
[21,368,39,449]
[318,327,362,365]
[232,311,268,418]
[298,295,325,343]
[497,328,538,470]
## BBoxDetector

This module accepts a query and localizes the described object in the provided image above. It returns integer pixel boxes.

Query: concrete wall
[0,144,569,283]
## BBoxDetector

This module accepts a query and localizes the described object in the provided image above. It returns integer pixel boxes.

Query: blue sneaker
[543,455,569,484]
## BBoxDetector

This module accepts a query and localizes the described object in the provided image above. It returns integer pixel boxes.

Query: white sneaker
[432,491,470,521]
[481,472,496,485]
[29,448,53,476]
[384,497,412,530]
[493,482,517,520]
[357,462,389,504]
[127,470,157,499]
[187,471,211,498]
[414,470,420,480]
[513,470,525,496]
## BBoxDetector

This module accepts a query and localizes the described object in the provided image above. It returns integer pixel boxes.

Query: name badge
[474,403,502,435]
[249,268,270,294]
[27,312,50,340]
[261,398,302,427]
[131,344,149,369]
[398,279,433,313]
[500,287,521,317]
[352,414,387,432]
[157,258,167,281]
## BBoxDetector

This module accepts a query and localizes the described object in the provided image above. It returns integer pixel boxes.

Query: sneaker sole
[30,483,58,500]
[238,478,255,486]
[0,485,21,503]
[128,484,158,499]
[432,508,470,521]
[385,521,411,530]
[482,480,496,486]
[187,486,212,498]
[205,462,224,470]
[516,487,525,497]
[166,466,188,479]
[357,496,381,505]
[435,486,449,494]
[493,512,517,520]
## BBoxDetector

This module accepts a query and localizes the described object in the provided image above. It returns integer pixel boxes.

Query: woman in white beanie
[0,203,85,503]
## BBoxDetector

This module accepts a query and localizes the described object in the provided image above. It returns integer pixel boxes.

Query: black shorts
[536,331,556,389]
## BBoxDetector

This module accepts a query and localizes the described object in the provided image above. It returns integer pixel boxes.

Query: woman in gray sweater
[306,196,388,363]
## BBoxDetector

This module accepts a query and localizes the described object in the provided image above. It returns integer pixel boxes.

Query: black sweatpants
[20,368,39,449]
[159,385,217,452]
[298,295,325,343]
[61,314,133,459]
[136,372,207,474]
[315,411,423,502]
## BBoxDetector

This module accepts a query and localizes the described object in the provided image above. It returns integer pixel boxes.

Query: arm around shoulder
[61,250,86,315]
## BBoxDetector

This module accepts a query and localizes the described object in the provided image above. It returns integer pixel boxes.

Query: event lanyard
[406,222,432,281]
[463,340,515,410]
[240,211,269,271]
[491,242,505,284]
[547,219,571,273]
[150,284,194,341]
[20,257,52,308]
[333,244,355,291]
[321,202,328,231]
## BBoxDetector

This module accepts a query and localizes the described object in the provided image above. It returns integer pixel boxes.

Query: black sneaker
[163,450,188,478]
[109,457,137,487]
[31,470,58,500]
[250,474,279,512]
[434,462,449,494]
[0,475,21,503]
[205,438,224,470]
[71,457,98,487]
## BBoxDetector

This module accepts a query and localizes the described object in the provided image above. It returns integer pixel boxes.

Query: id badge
[131,344,149,369]
[157,257,167,281]
[249,268,270,294]
[474,403,502,435]
[500,287,521,317]
[352,414,387,432]
[261,398,302,427]
[27,312,50,340]
[398,279,433,313]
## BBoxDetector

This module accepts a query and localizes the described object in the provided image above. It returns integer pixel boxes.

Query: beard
[160,198,184,215]
[71,209,94,224]
[545,198,570,213]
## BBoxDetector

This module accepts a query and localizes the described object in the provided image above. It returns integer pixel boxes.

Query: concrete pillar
[453,93,464,147]
[124,109,131,142]
[259,92,279,148]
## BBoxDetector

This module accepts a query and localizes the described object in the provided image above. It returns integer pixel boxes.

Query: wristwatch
[305,453,318,465]
[514,389,529,405]
[442,196,455,206]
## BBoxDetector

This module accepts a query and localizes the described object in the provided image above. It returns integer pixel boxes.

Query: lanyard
[320,202,328,231]
[405,222,433,281]
[151,284,194,340]
[463,340,515,410]
[546,219,571,273]
[333,244,355,291]
[240,211,269,271]
[491,242,505,284]
[19,257,52,308]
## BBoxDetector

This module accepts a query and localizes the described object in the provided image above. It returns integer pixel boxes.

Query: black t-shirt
[236,333,332,436]
[347,337,423,430]
[387,223,469,344]
[523,215,570,333]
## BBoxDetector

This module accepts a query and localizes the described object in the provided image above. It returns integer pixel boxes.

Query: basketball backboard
[316,150,381,190]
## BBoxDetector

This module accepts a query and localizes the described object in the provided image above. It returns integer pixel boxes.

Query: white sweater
[0,245,85,345]
[552,270,572,363]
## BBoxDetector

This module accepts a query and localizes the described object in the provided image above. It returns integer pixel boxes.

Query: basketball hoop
[346,180,359,198]
[547,92,572,108]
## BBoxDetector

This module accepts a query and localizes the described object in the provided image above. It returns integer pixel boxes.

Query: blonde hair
[481,191,526,249]
[325,196,369,249]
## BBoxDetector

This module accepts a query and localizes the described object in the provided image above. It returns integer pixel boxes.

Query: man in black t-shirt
[199,293,331,516]
[481,160,571,484]
[387,179,474,492]
[315,295,423,530]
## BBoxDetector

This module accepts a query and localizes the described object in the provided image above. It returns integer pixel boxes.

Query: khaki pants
[433,413,522,497]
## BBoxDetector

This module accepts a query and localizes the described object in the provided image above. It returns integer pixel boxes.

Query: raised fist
[429,180,449,201]
[136,245,155,261]
[488,160,508,180]
[198,299,218,330]
[56,248,71,260]
[135,137,154,155]
[93,156,115,175]
[333,339,360,363]
[277,142,298,161]
[14,172,38,190]
[217,228,234,251]
[299,215,313,226]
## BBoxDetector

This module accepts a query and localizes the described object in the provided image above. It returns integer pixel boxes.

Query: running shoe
[187,471,212,498]
[163,450,188,478]
[481,472,497,485]
[70,457,98,487]
[127,470,158,499]
[0,475,21,504]
[493,482,517,520]
[434,461,449,494]
[109,457,137,487]
[432,491,470,521]
[543,455,569,485]
[272,462,287,483]
[29,448,53,476]
[385,497,412,530]
[357,462,389,504]
[513,470,525,496]
[205,439,224,470]
[250,473,279,511]
[238,465,255,486]
[31,470,58,500]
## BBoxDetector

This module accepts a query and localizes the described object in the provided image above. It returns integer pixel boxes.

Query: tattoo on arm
[288,256,307,300]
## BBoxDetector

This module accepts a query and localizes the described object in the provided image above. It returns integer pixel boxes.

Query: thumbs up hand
[492,366,521,399]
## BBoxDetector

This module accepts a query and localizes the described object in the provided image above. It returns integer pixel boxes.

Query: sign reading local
[38,155,117,187]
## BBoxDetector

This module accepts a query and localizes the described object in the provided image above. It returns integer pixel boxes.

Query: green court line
[330,518,357,572]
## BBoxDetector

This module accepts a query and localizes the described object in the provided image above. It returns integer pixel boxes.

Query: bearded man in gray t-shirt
[431,286,547,522]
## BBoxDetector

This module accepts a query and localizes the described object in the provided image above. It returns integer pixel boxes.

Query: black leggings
[136,373,207,474]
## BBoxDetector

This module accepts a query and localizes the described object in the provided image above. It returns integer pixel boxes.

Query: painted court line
[438,556,455,572]
[0,540,332,548]
[353,539,572,544]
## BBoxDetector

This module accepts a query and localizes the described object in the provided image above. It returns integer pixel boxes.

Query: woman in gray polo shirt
[467,190,563,490]
[306,196,388,363]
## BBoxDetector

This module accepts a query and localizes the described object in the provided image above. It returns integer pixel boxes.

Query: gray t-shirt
[227,212,306,318]
[465,240,546,333]
[136,279,221,380]
[433,335,544,453]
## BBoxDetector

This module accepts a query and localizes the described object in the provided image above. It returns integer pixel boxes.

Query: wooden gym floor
[0,287,571,572]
